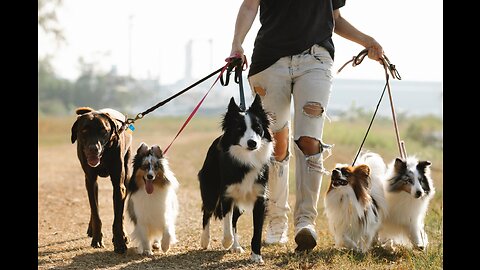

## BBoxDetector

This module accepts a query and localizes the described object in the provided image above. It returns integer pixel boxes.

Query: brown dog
[71,107,133,254]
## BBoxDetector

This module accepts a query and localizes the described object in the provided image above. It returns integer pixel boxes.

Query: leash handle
[220,53,248,111]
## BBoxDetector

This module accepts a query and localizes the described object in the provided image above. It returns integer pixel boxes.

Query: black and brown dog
[71,107,133,254]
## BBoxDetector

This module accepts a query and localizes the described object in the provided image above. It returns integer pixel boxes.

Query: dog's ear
[355,164,370,178]
[104,115,120,142]
[393,157,406,173]
[227,97,240,113]
[75,107,94,115]
[248,94,273,133]
[417,160,431,172]
[354,164,371,189]
[151,145,163,158]
[249,94,263,112]
[137,142,149,155]
[71,119,79,144]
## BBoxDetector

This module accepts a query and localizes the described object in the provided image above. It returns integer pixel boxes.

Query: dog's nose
[247,140,257,149]
[415,190,422,198]
[147,174,154,180]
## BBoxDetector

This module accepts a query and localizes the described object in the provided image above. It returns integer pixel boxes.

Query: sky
[38,0,443,85]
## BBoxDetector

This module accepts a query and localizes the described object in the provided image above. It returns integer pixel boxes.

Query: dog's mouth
[144,178,154,194]
[331,178,348,187]
[86,154,102,167]
[331,169,348,187]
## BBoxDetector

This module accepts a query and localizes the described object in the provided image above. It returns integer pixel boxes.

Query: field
[38,114,443,269]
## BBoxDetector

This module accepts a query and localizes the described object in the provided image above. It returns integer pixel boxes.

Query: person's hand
[230,44,246,65]
[365,38,384,63]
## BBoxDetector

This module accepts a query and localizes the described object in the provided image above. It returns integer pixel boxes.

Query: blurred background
[38,2,443,268]
[38,0,442,120]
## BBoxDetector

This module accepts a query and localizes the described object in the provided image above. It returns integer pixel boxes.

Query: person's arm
[333,9,383,62]
[230,0,260,58]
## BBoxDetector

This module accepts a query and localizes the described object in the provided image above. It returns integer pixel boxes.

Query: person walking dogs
[229,0,384,252]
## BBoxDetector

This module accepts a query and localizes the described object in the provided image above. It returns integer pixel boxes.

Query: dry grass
[38,115,443,269]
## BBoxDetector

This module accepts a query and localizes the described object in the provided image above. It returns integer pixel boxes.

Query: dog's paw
[143,249,154,256]
[250,253,264,264]
[161,237,171,253]
[152,240,161,250]
[91,238,105,249]
[229,246,245,254]
[222,236,234,249]
[414,244,426,251]
[381,239,396,253]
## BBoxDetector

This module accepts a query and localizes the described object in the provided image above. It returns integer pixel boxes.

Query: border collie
[378,156,435,251]
[324,152,387,253]
[198,94,273,264]
[126,142,179,255]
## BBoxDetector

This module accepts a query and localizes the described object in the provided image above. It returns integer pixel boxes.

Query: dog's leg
[111,165,128,254]
[251,197,265,264]
[342,234,359,252]
[85,173,104,248]
[222,210,234,249]
[230,206,245,253]
[162,220,176,252]
[136,225,153,256]
[201,211,212,249]
[409,224,428,250]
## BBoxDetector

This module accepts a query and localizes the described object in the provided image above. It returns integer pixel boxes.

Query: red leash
[163,54,246,155]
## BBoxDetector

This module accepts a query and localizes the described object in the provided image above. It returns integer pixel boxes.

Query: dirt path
[38,141,308,270]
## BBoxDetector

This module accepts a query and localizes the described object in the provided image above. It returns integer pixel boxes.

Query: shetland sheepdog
[198,94,273,264]
[378,156,435,251]
[126,142,179,255]
[324,152,387,253]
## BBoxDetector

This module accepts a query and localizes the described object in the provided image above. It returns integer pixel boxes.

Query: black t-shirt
[248,0,346,77]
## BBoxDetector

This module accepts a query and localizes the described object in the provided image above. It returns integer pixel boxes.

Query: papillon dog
[198,94,273,264]
[324,152,387,253]
[126,142,179,255]
[378,156,435,251]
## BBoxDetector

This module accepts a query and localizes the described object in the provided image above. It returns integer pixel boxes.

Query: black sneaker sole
[294,228,317,252]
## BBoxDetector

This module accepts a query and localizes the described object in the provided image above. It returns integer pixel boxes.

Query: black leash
[125,66,226,127]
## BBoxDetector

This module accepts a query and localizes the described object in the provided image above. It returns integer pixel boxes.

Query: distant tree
[38,56,73,115]
[38,0,65,44]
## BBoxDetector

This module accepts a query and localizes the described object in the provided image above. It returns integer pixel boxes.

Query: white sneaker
[294,223,317,252]
[264,216,288,245]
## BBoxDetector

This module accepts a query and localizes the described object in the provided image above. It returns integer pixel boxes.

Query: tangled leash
[337,49,404,165]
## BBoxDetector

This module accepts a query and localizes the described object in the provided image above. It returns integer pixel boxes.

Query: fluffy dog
[71,107,132,254]
[324,152,387,253]
[378,156,435,251]
[126,142,179,255]
[198,94,273,264]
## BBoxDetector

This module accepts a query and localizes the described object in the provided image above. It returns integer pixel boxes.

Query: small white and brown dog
[324,152,387,253]
[378,156,435,251]
[126,142,179,255]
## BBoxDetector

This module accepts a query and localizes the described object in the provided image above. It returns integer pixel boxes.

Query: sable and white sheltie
[378,156,435,251]
[126,142,179,255]
[198,94,273,264]
[324,152,387,253]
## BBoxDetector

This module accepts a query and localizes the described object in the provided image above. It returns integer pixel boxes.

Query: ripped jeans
[248,44,334,230]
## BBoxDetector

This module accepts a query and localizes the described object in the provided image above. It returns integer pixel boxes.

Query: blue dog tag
[128,124,135,131]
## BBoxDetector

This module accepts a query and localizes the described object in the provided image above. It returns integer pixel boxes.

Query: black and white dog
[198,94,273,264]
